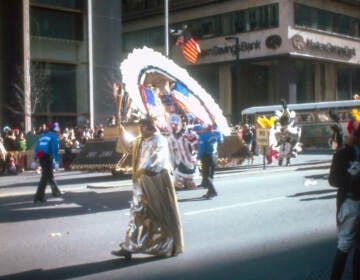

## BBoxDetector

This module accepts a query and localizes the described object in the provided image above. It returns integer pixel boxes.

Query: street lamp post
[165,0,169,57]
[225,36,240,124]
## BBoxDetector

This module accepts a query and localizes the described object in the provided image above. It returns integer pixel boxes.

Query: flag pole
[165,0,169,57]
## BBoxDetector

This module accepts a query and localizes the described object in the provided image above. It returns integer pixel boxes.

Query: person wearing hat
[329,112,360,279]
[196,123,223,199]
[33,122,62,203]
[111,115,183,260]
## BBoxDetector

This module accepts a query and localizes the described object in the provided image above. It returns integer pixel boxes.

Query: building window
[123,27,163,52]
[336,15,350,35]
[33,62,77,114]
[31,7,83,40]
[317,9,332,32]
[187,4,278,39]
[295,3,360,39]
[294,4,312,27]
[31,0,84,10]
[186,16,221,39]
[220,13,232,35]
[123,3,279,50]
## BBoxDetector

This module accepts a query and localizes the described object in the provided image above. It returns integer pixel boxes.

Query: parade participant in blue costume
[196,123,223,199]
[33,122,62,203]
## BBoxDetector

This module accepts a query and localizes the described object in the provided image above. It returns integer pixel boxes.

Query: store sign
[200,40,261,57]
[266,35,282,49]
[291,34,356,59]
[256,128,269,147]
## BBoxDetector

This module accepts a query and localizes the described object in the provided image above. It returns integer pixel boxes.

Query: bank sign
[291,34,356,60]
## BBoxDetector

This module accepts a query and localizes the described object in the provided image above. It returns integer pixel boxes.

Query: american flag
[139,85,167,130]
[171,81,213,125]
[176,31,201,64]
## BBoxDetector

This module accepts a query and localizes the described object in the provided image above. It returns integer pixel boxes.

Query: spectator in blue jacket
[33,122,62,203]
[196,124,223,199]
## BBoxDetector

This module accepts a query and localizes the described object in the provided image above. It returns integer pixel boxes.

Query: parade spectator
[25,128,39,150]
[111,116,183,260]
[6,152,17,174]
[243,124,254,148]
[3,128,17,151]
[15,131,27,172]
[328,116,360,279]
[33,122,62,203]
[0,136,6,175]
[329,124,343,152]
[196,123,223,199]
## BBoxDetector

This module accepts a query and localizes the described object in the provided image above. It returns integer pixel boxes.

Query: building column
[305,64,314,102]
[277,59,297,103]
[324,63,337,100]
[268,62,277,104]
[219,64,233,123]
[91,0,122,125]
[314,63,322,101]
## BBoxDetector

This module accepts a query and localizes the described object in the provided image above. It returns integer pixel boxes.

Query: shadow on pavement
[0,172,131,189]
[287,188,336,201]
[1,235,350,280]
[0,190,132,223]
[304,173,329,180]
[1,257,160,280]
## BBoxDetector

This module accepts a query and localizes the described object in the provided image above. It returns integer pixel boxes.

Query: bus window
[317,112,330,122]
[299,113,314,123]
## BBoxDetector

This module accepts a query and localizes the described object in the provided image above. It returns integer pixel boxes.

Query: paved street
[0,153,354,279]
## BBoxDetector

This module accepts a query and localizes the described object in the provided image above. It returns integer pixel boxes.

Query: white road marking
[184,196,286,216]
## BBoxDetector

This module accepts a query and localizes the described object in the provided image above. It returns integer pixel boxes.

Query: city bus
[241,100,360,150]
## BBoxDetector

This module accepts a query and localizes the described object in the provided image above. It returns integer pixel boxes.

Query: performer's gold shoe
[111,248,132,260]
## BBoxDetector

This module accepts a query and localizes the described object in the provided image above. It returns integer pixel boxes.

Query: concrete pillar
[91,0,122,125]
[314,63,322,102]
[305,64,314,102]
[218,64,233,123]
[268,63,277,104]
[324,63,337,100]
[278,59,297,103]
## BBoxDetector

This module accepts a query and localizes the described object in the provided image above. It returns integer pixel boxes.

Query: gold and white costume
[120,133,184,257]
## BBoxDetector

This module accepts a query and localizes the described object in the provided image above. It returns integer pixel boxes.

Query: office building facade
[123,0,360,123]
[0,0,122,132]
[1,0,359,130]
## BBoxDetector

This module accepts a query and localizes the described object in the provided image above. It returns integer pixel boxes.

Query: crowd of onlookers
[0,123,106,175]
[0,119,259,175]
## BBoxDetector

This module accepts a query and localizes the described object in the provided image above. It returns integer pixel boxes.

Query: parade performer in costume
[274,100,302,166]
[33,122,62,203]
[168,114,198,189]
[112,116,184,260]
[256,115,278,164]
[197,123,223,199]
